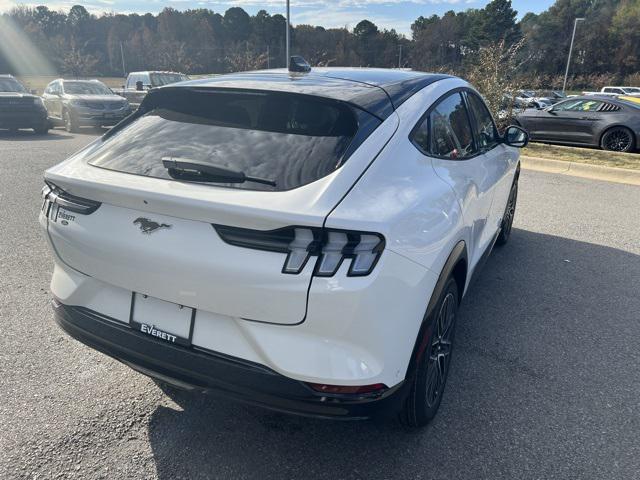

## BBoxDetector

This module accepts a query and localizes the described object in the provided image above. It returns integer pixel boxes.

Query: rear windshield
[150,73,188,86]
[86,90,363,191]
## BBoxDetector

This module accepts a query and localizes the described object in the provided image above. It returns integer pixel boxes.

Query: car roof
[561,95,620,102]
[130,71,186,75]
[61,79,102,83]
[174,68,452,120]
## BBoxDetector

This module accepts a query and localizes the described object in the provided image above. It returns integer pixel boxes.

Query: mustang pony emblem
[133,217,172,234]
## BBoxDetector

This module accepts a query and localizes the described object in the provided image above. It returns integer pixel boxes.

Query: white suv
[40,68,527,427]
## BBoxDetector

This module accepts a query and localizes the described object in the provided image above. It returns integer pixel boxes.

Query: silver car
[43,79,131,132]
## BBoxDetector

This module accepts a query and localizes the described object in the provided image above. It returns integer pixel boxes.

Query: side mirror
[503,125,529,148]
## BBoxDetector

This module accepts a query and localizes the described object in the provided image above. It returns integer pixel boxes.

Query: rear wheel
[400,278,459,428]
[33,122,49,135]
[600,127,634,152]
[496,180,518,246]
[63,109,79,133]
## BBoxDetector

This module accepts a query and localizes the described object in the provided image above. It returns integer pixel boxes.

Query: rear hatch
[44,85,396,325]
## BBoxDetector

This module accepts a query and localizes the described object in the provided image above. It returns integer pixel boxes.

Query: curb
[520,155,640,186]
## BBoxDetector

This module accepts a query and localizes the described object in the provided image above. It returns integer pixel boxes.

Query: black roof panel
[176,68,452,119]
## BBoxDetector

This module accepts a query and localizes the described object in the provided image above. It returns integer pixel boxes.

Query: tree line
[1,0,639,89]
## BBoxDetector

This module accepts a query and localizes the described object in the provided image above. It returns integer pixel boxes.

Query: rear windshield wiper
[162,157,276,187]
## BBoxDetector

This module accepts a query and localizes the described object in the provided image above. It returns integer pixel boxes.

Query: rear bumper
[53,300,409,419]
[0,110,47,128]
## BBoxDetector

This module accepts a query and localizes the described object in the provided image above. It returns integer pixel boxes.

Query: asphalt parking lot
[1,128,640,479]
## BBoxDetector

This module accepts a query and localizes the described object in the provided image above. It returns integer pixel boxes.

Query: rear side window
[430,92,476,160]
[554,99,603,112]
[466,92,499,152]
[86,90,368,191]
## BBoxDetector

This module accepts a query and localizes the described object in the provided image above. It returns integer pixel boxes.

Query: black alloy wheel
[401,277,459,428]
[496,180,518,246]
[424,288,456,408]
[601,127,634,152]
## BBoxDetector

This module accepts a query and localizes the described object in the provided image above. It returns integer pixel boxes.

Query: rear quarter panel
[314,78,473,384]
[325,77,472,281]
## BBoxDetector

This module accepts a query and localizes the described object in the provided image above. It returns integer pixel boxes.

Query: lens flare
[0,15,56,75]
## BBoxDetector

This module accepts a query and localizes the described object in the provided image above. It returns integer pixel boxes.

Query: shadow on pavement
[146,228,640,479]
[0,129,72,141]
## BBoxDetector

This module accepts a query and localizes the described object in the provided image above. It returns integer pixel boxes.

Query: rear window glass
[86,90,361,191]
[150,73,189,86]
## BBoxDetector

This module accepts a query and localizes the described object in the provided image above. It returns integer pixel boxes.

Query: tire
[63,109,79,133]
[33,122,49,135]
[400,277,459,428]
[600,127,634,153]
[495,179,518,246]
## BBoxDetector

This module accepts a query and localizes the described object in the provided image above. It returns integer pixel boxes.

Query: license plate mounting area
[129,293,194,347]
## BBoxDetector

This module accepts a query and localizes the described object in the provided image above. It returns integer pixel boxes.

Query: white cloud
[0,0,16,12]
[0,0,460,34]
[294,8,409,33]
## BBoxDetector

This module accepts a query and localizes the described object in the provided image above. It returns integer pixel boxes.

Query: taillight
[41,181,101,220]
[213,224,384,277]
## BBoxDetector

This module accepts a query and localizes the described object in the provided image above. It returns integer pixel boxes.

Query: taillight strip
[212,224,384,277]
[42,182,102,215]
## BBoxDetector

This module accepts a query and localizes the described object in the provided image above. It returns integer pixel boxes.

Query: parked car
[515,95,640,152]
[516,90,553,109]
[40,67,527,427]
[601,86,640,96]
[0,74,49,134]
[114,71,189,109]
[536,90,567,104]
[42,79,131,133]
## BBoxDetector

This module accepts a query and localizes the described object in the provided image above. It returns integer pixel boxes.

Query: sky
[0,0,556,36]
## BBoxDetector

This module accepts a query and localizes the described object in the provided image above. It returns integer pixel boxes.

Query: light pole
[563,17,585,93]
[285,0,290,68]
